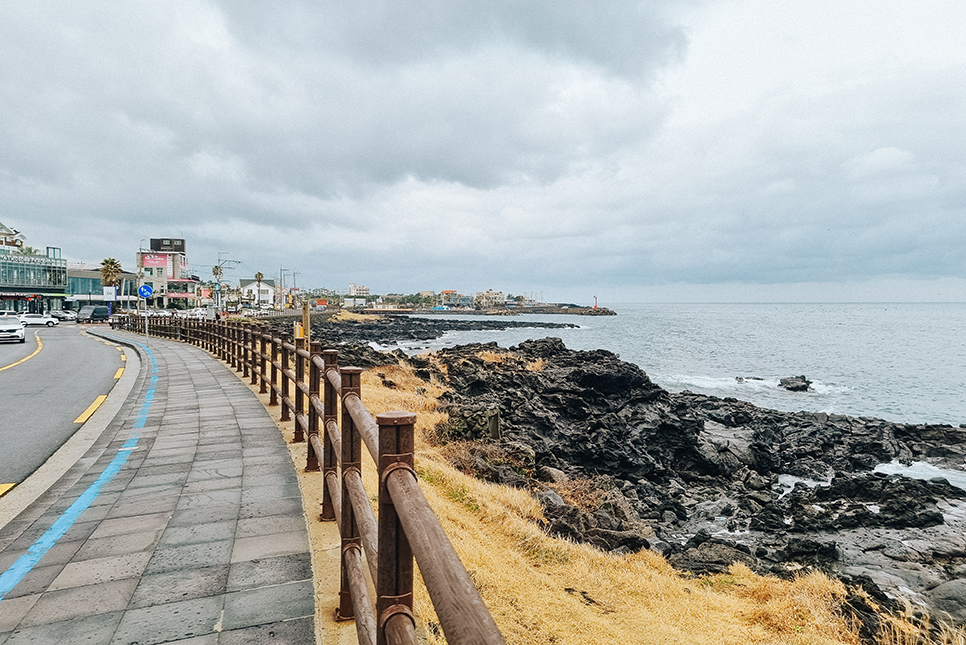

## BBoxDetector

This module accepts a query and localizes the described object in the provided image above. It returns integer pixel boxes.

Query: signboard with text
[140,253,167,268]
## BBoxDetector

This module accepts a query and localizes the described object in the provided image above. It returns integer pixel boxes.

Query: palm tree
[100,258,123,314]
[100,258,122,287]
[254,272,264,308]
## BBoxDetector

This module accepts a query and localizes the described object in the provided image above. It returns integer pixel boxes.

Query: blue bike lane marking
[0,337,158,601]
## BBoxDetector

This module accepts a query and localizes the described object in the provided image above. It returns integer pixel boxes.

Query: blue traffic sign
[138,285,154,298]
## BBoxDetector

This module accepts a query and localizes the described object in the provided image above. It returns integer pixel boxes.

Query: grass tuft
[478,349,512,364]
[333,310,381,322]
[525,358,547,372]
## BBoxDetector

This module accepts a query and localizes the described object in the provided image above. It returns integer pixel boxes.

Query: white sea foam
[874,460,966,491]
[776,473,833,498]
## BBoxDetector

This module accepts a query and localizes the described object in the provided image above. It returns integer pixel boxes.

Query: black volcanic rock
[425,336,966,626]
[254,313,578,369]
[260,313,577,348]
[254,310,966,628]
[779,375,812,391]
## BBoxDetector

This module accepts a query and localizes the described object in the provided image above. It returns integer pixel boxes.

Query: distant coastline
[362,305,617,316]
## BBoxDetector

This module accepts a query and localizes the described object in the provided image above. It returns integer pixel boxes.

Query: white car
[19,313,59,327]
[0,318,26,343]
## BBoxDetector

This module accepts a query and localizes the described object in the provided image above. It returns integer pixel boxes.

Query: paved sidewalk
[0,331,315,644]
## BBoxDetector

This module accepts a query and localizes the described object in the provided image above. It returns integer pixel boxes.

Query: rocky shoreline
[272,314,966,632]
[268,312,578,352]
[424,338,966,632]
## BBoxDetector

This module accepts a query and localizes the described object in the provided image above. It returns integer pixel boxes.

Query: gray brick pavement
[0,332,314,644]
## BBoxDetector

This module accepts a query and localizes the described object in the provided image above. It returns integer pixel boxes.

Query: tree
[100,258,122,287]
[211,265,224,309]
[254,272,264,307]
[100,257,123,315]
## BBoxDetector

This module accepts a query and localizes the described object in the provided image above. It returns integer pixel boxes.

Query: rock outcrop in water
[417,338,966,630]
[778,375,812,391]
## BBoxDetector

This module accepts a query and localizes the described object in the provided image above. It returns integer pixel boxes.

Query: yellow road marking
[113,367,124,379]
[121,354,127,362]
[0,483,15,498]
[74,395,108,424]
[0,334,43,372]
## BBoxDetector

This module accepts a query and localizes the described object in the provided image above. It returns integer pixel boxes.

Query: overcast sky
[3,1,965,303]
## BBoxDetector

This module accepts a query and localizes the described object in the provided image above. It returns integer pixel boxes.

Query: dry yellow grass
[235,348,957,645]
[525,358,546,372]
[357,362,867,645]
[333,310,381,322]
[475,349,544,373]
[478,350,513,364]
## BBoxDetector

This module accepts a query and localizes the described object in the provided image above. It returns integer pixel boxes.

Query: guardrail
[111,314,506,645]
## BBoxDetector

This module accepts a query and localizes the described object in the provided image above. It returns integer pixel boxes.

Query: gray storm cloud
[2,0,964,301]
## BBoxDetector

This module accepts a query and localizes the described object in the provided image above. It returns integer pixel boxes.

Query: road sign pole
[138,284,154,337]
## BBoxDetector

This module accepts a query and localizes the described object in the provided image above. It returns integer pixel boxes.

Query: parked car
[0,318,26,343]
[76,305,111,323]
[18,313,59,327]
[50,310,77,321]
[184,308,210,320]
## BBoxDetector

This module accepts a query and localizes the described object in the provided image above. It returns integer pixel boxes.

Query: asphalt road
[0,323,126,485]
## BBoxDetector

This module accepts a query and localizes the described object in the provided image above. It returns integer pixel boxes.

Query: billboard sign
[141,253,167,268]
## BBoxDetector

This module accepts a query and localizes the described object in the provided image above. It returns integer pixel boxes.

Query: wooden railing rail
[110,313,506,645]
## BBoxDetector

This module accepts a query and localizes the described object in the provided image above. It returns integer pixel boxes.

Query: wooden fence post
[246,324,256,384]
[377,411,417,645]
[280,332,291,422]
[321,350,338,522]
[258,326,268,394]
[233,322,240,372]
[269,332,279,407]
[294,337,306,442]
[234,322,244,373]
[306,340,322,472]
[218,320,227,361]
[338,366,365,620]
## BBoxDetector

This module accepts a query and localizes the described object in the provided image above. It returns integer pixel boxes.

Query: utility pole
[279,267,289,308]
[212,253,239,311]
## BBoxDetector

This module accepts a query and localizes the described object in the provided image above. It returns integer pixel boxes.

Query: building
[440,290,473,309]
[136,238,200,309]
[1,222,26,251]
[239,278,276,308]
[474,289,506,309]
[348,283,370,296]
[0,221,68,313]
[66,266,137,310]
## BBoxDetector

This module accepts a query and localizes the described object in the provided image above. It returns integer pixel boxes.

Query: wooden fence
[112,315,506,645]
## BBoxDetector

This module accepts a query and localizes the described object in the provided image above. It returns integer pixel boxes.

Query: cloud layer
[3,0,964,301]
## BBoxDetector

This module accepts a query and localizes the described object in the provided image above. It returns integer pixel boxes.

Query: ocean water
[394,302,966,427]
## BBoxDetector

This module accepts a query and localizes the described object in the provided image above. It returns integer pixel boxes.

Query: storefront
[0,249,69,313]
